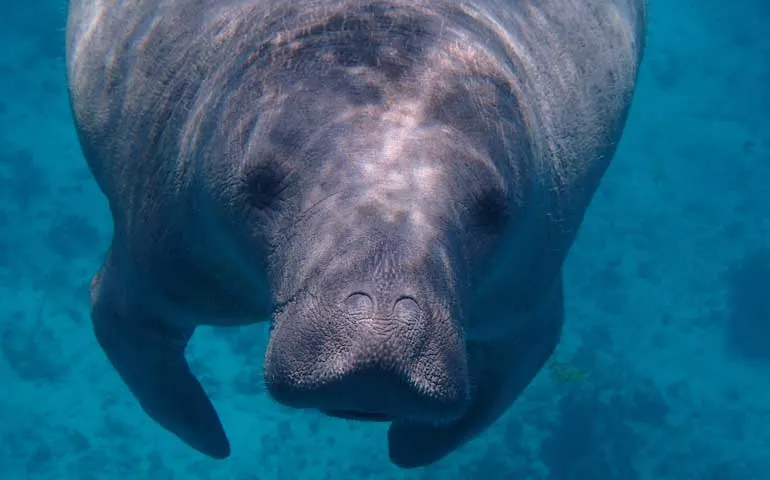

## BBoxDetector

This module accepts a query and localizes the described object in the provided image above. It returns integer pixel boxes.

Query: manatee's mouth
[323,409,395,422]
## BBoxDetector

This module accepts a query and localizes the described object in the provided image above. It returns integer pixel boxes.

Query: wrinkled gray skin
[66,0,646,468]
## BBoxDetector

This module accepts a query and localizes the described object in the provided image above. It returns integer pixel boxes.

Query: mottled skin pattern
[66,0,646,468]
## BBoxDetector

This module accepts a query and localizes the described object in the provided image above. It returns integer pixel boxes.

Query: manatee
[65,0,646,468]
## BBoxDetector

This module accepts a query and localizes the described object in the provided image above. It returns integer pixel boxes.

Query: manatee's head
[204,3,533,467]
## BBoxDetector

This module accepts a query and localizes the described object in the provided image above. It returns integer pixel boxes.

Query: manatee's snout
[264,274,470,425]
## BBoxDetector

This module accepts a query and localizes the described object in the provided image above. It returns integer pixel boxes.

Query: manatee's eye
[241,161,288,209]
[471,189,510,234]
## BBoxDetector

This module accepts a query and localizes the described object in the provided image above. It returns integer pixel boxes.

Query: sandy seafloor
[1,0,769,478]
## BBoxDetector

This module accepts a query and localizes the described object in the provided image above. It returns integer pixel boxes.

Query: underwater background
[1,0,769,478]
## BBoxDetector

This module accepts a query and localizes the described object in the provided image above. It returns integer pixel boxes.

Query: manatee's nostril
[393,296,420,320]
[345,292,374,315]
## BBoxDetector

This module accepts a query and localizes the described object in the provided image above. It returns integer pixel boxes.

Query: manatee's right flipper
[90,262,230,458]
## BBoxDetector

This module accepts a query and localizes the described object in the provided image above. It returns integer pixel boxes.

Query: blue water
[2,0,769,478]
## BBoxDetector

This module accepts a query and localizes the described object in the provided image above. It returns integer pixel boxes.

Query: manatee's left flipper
[91,270,230,458]
[388,277,565,468]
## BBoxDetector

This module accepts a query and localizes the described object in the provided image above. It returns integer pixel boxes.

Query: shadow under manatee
[723,248,770,362]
